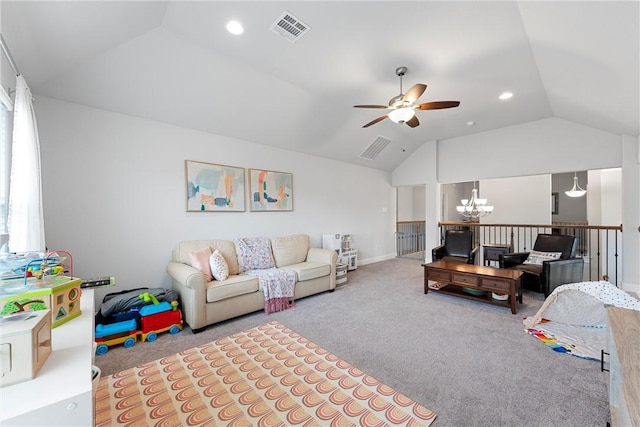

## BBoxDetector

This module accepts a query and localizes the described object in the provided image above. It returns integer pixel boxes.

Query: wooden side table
[482,243,512,266]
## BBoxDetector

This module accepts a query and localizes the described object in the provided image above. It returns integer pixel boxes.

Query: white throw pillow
[209,249,230,281]
[523,250,562,265]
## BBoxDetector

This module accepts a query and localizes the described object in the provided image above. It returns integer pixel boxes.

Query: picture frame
[248,169,293,212]
[185,160,245,212]
[551,192,559,215]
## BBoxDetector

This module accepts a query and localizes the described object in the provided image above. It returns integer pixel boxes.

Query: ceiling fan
[354,66,460,128]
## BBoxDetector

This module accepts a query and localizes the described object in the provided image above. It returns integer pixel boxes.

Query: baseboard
[358,253,397,266]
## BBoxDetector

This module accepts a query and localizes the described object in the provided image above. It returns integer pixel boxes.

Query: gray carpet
[94,258,609,426]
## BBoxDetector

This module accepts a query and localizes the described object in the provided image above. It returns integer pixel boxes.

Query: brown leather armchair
[499,234,584,297]
[432,230,478,264]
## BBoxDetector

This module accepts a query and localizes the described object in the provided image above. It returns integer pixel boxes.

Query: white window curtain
[7,75,45,252]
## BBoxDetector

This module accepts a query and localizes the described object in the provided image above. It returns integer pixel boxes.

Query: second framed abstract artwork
[185,160,245,212]
[248,169,293,211]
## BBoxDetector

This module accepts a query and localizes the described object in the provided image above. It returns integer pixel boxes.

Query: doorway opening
[396,185,425,260]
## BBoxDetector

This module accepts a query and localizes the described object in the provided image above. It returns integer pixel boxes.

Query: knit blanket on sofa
[234,237,295,314]
[245,267,296,314]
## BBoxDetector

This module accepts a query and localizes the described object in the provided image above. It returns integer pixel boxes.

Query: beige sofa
[166,234,337,332]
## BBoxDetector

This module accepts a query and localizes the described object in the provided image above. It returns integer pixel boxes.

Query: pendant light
[565,172,586,198]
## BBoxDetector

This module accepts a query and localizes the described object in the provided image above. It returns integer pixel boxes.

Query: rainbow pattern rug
[95,321,436,426]
[526,327,576,354]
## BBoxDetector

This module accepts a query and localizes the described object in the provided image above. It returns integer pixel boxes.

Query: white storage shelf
[0,289,95,426]
[340,249,358,271]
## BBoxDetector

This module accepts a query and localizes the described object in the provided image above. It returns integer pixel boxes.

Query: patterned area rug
[95,321,436,426]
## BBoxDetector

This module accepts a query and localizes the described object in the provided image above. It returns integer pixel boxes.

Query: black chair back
[532,234,579,259]
[444,230,473,257]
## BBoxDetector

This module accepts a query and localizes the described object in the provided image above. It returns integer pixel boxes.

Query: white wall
[480,175,551,225]
[600,169,622,226]
[36,97,397,303]
[436,117,621,183]
[621,136,640,291]
[600,169,623,284]
[412,186,425,221]
[396,186,413,222]
[396,186,425,222]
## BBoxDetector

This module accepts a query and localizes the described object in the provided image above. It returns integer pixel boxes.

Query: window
[0,86,13,252]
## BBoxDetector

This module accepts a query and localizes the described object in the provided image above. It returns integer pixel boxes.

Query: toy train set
[95,299,183,355]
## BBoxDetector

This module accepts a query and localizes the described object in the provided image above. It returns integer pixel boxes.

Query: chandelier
[456,182,494,218]
[565,172,586,198]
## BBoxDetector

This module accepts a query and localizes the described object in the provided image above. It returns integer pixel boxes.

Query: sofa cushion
[189,247,213,281]
[206,274,259,303]
[209,249,229,281]
[271,234,310,267]
[280,262,330,282]
[234,237,275,272]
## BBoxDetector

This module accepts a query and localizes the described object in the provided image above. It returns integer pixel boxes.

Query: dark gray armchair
[432,229,478,265]
[499,234,584,297]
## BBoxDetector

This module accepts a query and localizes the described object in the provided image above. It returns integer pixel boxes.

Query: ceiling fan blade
[354,104,388,109]
[417,101,460,110]
[406,116,420,128]
[402,84,427,103]
[363,115,388,128]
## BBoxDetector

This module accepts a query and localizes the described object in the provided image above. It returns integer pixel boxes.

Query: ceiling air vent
[360,136,391,160]
[269,11,310,43]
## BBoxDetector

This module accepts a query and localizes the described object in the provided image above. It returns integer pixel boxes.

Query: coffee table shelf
[422,261,523,314]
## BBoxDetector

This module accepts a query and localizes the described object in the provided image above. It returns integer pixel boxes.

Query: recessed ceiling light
[226,20,244,35]
[499,92,513,100]
[467,121,476,126]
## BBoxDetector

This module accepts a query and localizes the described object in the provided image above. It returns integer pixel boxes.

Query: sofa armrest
[166,261,208,330]
[307,247,337,265]
[543,257,584,296]
[306,248,338,290]
[166,262,206,292]
[499,252,530,268]
[432,245,446,261]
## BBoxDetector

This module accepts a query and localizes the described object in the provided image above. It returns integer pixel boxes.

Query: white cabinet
[340,249,358,271]
[0,289,95,426]
[322,233,343,254]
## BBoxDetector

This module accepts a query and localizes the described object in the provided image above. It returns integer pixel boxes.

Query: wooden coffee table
[422,261,523,314]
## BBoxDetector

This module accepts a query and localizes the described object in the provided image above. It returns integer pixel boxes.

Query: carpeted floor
[96,320,436,426]
[95,258,609,426]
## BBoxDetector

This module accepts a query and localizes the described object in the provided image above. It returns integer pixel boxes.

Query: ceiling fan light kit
[354,66,460,128]
[388,107,415,124]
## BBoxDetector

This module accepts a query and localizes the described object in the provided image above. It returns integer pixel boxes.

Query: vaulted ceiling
[3,1,638,171]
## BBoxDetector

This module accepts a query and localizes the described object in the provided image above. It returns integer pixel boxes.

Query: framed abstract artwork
[185,160,245,212]
[248,169,293,211]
